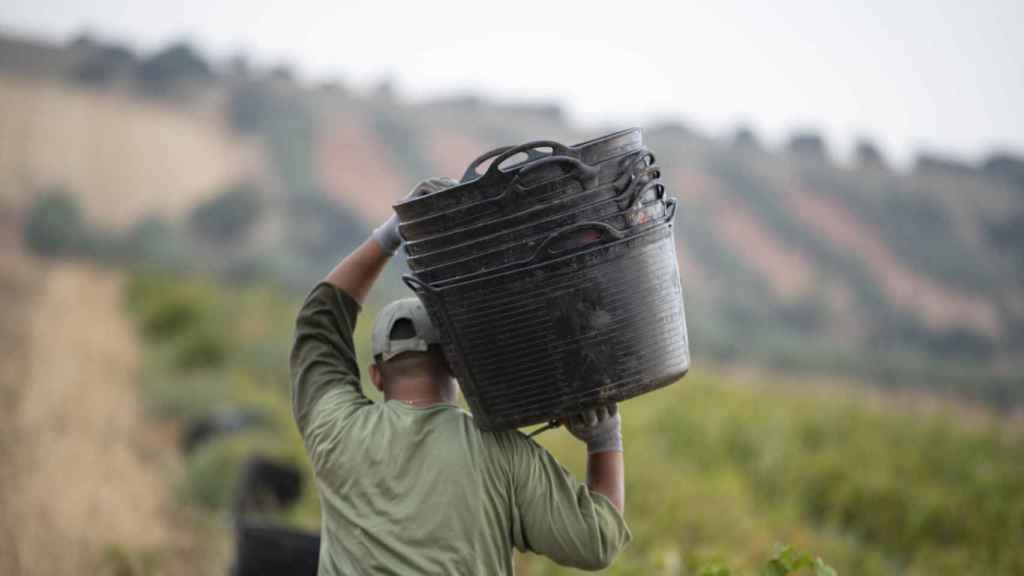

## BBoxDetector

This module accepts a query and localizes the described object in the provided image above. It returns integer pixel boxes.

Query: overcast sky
[3,0,1021,165]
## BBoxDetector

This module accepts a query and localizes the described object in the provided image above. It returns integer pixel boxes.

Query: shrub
[182,433,285,510]
[23,189,87,257]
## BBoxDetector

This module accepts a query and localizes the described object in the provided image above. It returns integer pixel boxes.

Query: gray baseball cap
[372,298,443,362]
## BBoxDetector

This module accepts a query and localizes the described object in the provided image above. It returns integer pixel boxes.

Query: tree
[71,44,137,86]
[229,81,277,133]
[786,131,829,161]
[731,124,760,149]
[914,152,975,176]
[226,54,251,79]
[285,190,368,263]
[981,152,1024,191]
[854,138,887,170]
[189,182,264,244]
[137,41,213,96]
[269,64,295,83]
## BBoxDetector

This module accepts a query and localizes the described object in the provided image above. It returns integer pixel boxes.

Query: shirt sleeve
[503,433,632,570]
[289,282,372,468]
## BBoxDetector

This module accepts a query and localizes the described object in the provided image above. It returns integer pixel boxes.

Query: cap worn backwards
[371,298,443,363]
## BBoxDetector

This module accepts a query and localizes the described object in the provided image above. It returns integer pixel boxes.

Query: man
[290,178,631,574]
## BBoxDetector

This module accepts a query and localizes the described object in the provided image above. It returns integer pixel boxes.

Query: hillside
[0,71,260,230]
[2,33,1022,406]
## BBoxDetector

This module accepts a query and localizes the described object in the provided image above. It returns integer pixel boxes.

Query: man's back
[293,283,630,575]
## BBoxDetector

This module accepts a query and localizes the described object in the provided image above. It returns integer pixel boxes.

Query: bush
[126,274,234,372]
[170,323,229,370]
[23,189,88,257]
[182,433,286,510]
[128,276,209,340]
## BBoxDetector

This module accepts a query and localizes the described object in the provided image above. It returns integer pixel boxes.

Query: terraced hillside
[309,98,1024,403]
[3,33,1021,406]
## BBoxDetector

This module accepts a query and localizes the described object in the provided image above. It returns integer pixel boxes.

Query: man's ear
[370,362,383,392]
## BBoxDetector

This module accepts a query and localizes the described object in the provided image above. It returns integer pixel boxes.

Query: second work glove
[566,404,622,455]
[372,177,458,255]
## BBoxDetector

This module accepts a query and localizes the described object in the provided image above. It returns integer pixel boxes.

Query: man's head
[370,298,456,404]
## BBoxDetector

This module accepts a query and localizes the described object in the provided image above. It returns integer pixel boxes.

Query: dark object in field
[181,408,270,454]
[232,520,320,576]
[399,128,689,431]
[231,456,318,575]
[232,456,303,516]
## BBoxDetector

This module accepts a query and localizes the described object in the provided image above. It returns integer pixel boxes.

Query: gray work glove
[372,177,458,255]
[566,404,622,455]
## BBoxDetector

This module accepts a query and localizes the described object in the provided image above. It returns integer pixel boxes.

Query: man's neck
[389,395,448,407]
[385,379,450,407]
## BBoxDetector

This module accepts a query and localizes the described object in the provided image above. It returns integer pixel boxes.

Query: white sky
[3,0,1022,165]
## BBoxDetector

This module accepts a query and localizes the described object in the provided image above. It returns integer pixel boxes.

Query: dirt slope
[0,73,261,230]
[0,248,224,575]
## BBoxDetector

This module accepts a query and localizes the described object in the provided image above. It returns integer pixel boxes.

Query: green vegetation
[23,188,191,269]
[125,272,311,520]
[525,371,1024,575]
[125,271,1024,575]
[23,188,89,257]
[697,545,835,576]
[136,42,213,96]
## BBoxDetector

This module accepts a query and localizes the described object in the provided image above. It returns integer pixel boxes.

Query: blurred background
[0,1,1022,575]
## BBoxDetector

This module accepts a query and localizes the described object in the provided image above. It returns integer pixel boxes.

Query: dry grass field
[0,244,227,575]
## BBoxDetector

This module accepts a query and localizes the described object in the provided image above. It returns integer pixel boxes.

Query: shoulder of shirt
[304,281,362,313]
[476,421,542,454]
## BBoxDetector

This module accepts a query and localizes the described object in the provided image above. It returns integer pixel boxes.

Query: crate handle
[509,155,598,195]
[461,145,548,183]
[531,221,624,264]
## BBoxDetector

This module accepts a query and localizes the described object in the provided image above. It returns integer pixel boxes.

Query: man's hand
[565,404,625,512]
[371,177,458,255]
[328,177,455,302]
[566,404,622,455]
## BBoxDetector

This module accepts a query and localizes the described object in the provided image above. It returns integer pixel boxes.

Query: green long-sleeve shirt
[290,282,631,575]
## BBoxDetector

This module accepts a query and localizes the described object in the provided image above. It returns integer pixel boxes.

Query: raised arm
[566,404,625,512]
[507,406,630,570]
[290,178,455,454]
[323,237,390,304]
[326,176,457,302]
